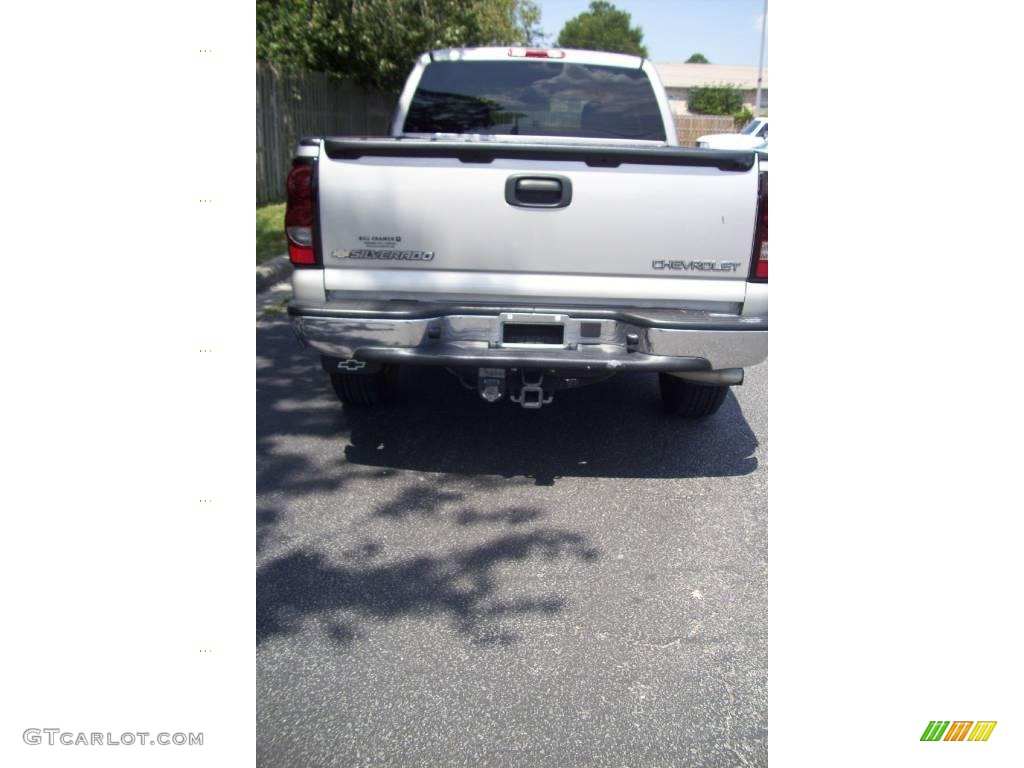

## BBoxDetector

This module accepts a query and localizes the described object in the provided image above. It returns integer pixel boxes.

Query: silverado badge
[331,249,434,261]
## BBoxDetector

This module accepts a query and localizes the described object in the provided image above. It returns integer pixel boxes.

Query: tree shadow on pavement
[256,314,754,645]
[256,526,599,646]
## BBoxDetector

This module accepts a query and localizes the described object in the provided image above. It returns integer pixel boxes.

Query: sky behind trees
[540,0,768,65]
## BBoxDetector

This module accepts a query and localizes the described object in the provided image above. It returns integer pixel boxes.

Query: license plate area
[499,313,568,347]
[502,323,565,345]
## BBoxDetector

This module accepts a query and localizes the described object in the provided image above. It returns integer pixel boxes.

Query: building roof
[654,63,768,90]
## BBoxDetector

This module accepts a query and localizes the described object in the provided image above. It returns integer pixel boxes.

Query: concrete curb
[257,254,293,293]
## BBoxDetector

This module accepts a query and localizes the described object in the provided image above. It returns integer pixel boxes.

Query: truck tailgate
[316,140,759,306]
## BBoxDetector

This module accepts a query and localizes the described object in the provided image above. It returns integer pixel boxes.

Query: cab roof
[423,47,646,70]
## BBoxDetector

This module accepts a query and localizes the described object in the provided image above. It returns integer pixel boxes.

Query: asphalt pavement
[257,308,768,767]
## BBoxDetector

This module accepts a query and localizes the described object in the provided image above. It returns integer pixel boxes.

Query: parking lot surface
[257,313,767,767]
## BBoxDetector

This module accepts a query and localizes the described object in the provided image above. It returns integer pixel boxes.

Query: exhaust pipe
[667,368,744,386]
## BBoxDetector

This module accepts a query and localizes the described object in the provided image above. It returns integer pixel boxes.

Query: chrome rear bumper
[288,301,767,373]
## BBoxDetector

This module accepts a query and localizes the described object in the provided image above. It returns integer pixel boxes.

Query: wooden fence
[257,63,397,204]
[673,114,738,147]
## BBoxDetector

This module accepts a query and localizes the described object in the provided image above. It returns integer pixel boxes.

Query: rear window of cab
[403,60,666,142]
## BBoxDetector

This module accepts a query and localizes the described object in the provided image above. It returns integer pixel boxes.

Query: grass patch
[257,203,287,264]
[258,294,293,320]
[261,299,289,316]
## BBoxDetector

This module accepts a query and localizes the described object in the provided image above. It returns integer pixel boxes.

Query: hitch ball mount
[477,368,554,409]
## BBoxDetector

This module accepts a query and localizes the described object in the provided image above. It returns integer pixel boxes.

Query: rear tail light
[285,162,316,265]
[751,171,767,281]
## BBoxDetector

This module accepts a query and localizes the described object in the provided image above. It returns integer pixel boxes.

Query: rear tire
[329,367,394,406]
[658,374,728,418]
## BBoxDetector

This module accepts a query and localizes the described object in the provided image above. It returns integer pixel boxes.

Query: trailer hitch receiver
[510,370,554,409]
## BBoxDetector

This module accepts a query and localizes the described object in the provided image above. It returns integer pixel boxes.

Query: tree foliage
[687,85,743,116]
[685,52,709,64]
[732,106,754,129]
[257,0,543,91]
[555,1,648,57]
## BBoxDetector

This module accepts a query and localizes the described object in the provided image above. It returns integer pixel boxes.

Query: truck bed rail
[322,138,756,172]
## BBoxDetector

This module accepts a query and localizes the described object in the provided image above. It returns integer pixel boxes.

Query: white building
[653,63,768,115]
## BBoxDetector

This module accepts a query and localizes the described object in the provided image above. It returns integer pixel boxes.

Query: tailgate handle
[505,174,572,209]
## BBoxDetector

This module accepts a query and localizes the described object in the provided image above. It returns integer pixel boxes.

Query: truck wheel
[329,367,392,406]
[658,374,728,417]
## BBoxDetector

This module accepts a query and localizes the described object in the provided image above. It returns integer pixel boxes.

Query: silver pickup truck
[286,47,767,416]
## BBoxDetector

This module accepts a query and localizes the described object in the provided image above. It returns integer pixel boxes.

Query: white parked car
[698,117,767,149]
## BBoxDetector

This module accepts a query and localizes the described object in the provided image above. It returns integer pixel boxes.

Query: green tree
[555,1,648,57]
[257,0,544,91]
[685,52,709,63]
[687,85,743,115]
[732,106,754,129]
